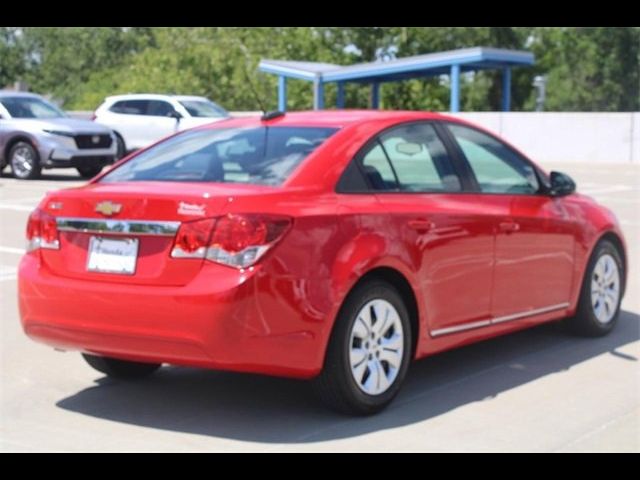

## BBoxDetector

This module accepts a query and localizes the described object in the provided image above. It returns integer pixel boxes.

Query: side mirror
[168,110,182,121]
[549,171,576,197]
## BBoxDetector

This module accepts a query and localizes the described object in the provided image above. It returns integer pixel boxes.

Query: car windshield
[0,96,66,119]
[178,100,229,118]
[100,126,338,186]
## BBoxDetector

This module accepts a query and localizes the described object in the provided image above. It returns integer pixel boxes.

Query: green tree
[18,27,155,106]
[0,28,25,89]
[529,27,640,111]
[1,27,638,112]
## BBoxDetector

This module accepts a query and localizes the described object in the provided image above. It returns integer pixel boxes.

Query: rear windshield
[100,126,338,186]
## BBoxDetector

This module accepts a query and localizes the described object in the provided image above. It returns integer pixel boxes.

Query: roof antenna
[235,39,268,115]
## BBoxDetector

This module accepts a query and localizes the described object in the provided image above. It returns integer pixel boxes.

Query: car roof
[203,109,456,129]
[104,94,210,102]
[0,90,43,99]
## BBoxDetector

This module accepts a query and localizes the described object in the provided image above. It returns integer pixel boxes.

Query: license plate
[87,236,138,275]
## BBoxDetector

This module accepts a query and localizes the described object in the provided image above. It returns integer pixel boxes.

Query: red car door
[345,122,496,336]
[446,123,575,319]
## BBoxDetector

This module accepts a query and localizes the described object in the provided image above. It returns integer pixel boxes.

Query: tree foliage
[1,27,638,112]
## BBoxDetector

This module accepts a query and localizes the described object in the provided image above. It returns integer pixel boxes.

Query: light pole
[532,75,547,112]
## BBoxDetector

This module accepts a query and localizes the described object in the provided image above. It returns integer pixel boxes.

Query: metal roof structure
[259,47,535,112]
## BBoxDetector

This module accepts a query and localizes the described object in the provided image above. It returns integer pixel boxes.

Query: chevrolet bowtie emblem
[95,201,122,216]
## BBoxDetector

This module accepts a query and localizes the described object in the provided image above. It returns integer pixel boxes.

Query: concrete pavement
[1,164,638,452]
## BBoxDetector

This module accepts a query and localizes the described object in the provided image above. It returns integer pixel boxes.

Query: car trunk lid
[38,181,271,286]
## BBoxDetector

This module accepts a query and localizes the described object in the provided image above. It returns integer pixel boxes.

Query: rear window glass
[100,126,338,186]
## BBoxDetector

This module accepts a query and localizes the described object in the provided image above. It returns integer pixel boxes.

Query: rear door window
[351,123,462,193]
[147,100,176,117]
[379,124,462,192]
[109,100,149,115]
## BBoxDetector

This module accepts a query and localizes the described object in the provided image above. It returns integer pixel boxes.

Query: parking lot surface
[1,163,638,452]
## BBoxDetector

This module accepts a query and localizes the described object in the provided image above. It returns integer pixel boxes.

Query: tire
[82,353,161,380]
[114,132,126,160]
[564,240,624,337]
[312,280,412,415]
[76,165,104,179]
[9,141,41,180]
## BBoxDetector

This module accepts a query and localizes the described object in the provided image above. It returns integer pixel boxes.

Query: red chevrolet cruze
[18,110,627,414]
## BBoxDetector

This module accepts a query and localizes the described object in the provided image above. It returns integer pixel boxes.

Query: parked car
[0,91,118,179]
[93,94,229,154]
[18,110,626,415]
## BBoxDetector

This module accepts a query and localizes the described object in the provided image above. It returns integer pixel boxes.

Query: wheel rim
[349,299,404,396]
[591,253,620,324]
[11,146,35,177]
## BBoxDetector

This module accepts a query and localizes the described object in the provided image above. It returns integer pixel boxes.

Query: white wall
[451,112,639,164]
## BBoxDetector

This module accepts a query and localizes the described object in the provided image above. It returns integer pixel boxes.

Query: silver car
[0,91,117,179]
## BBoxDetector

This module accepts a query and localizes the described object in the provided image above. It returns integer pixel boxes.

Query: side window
[147,100,175,117]
[379,123,461,192]
[448,124,539,194]
[361,143,398,191]
[336,160,369,192]
[109,100,149,115]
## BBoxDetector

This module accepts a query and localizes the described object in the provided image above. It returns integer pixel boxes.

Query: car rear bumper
[18,253,325,378]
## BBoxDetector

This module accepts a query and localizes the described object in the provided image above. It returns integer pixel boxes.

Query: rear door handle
[498,220,520,233]
[408,219,435,233]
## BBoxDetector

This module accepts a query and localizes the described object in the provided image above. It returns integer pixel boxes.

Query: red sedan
[18,110,627,415]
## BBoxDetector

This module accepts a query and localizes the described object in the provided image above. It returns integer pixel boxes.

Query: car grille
[74,134,113,149]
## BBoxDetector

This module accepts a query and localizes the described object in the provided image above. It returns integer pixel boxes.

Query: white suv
[93,94,229,155]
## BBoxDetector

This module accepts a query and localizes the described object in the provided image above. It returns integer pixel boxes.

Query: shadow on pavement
[57,311,639,444]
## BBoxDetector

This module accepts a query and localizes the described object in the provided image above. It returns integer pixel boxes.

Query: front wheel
[565,239,624,337]
[82,353,161,380]
[76,165,104,179]
[312,280,412,415]
[10,141,41,180]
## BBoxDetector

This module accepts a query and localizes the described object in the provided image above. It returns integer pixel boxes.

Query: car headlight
[42,129,75,137]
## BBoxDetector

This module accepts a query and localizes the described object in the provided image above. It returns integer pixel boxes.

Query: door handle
[408,219,435,233]
[498,220,520,233]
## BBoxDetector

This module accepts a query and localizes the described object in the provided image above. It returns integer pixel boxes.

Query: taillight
[26,209,60,251]
[171,218,216,258]
[90,113,97,121]
[171,214,291,269]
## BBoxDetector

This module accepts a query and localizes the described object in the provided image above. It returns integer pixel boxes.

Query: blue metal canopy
[258,47,535,112]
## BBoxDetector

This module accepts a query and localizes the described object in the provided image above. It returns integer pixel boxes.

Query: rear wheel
[565,240,624,337]
[76,165,104,179]
[10,141,41,180]
[312,280,412,415]
[82,353,161,380]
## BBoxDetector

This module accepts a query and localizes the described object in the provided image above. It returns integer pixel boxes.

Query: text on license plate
[87,236,138,275]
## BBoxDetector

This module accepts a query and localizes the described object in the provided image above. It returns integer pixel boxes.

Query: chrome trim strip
[430,302,570,337]
[430,319,492,337]
[56,217,180,237]
[491,302,570,325]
